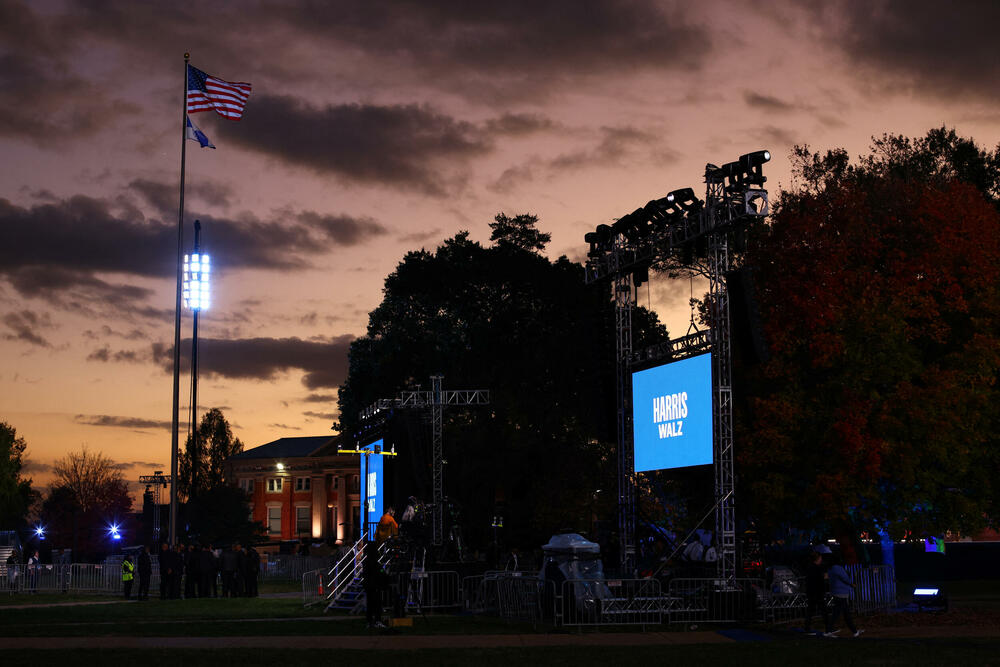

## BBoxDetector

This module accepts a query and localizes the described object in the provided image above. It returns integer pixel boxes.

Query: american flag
[187,65,252,120]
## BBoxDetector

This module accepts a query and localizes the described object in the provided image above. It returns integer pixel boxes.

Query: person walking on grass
[121,554,135,600]
[824,555,864,638]
[804,547,832,636]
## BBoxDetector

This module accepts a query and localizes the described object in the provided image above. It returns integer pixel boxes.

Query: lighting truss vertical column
[706,180,736,582]
[431,374,444,547]
[613,239,636,575]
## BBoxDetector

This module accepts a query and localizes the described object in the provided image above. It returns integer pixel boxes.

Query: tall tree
[0,421,36,529]
[489,212,552,253]
[737,129,1000,545]
[45,447,132,557]
[339,216,667,548]
[179,408,245,499]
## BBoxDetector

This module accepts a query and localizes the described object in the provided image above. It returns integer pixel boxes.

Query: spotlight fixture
[667,188,703,213]
[739,149,770,186]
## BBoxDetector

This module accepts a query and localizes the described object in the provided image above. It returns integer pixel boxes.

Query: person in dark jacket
[159,542,172,600]
[363,541,386,628]
[137,546,152,601]
[196,545,214,598]
[184,544,199,599]
[170,543,184,599]
[244,544,260,597]
[221,544,239,597]
[803,548,831,635]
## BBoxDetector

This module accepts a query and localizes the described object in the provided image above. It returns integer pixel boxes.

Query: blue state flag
[185,116,216,149]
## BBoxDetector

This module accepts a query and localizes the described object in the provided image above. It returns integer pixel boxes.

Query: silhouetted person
[137,546,152,601]
[826,556,863,637]
[159,543,172,600]
[363,541,386,628]
[244,544,260,597]
[804,549,831,635]
[121,555,135,600]
[233,543,247,597]
[170,544,184,599]
[184,544,199,599]
[221,544,239,597]
[197,545,214,598]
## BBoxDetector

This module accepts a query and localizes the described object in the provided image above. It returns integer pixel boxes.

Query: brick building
[226,435,361,543]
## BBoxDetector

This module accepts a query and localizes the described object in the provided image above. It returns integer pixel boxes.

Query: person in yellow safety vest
[375,507,399,544]
[122,554,135,600]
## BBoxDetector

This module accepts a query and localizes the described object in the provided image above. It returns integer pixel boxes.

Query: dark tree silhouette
[0,421,35,529]
[340,215,667,548]
[737,128,1000,546]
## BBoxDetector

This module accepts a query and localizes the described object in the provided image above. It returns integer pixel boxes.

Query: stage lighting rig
[740,150,770,186]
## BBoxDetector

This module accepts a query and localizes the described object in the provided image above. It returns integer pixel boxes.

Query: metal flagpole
[169,53,190,546]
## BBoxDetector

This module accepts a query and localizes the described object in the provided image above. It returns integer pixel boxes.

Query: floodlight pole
[190,220,202,496]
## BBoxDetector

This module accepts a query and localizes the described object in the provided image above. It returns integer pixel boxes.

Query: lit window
[296,507,310,535]
[267,478,283,493]
[268,507,282,535]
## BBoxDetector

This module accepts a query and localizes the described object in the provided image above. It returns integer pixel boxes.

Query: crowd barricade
[667,578,762,624]
[557,578,665,627]
[404,570,461,610]
[262,555,331,582]
[302,568,328,607]
[496,575,549,624]
[846,564,896,615]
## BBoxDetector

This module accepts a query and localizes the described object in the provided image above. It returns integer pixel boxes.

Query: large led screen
[359,439,384,540]
[632,352,713,472]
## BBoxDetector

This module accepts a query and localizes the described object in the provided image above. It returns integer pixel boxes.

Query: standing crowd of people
[121,542,260,601]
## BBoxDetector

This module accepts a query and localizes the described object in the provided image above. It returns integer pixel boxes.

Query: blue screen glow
[632,353,713,472]
[359,439,384,540]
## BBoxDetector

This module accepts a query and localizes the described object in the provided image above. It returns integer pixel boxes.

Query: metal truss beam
[359,378,490,547]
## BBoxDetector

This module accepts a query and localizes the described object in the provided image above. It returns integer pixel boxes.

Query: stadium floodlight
[182,252,211,311]
[739,150,771,186]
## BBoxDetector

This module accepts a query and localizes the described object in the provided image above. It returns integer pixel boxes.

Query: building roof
[230,435,336,460]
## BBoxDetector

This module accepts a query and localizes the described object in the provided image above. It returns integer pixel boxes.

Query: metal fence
[261,555,330,582]
[302,567,327,607]
[473,565,896,629]
[403,570,461,610]
[555,578,666,627]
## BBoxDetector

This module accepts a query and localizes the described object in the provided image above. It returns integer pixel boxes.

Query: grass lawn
[5,640,1000,667]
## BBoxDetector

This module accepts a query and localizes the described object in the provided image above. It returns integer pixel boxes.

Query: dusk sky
[2,0,997,494]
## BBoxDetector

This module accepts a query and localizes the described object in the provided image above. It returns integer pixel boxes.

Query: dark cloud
[0,194,387,313]
[808,0,1000,103]
[743,92,796,112]
[216,96,491,195]
[153,335,353,389]
[82,325,148,341]
[303,393,337,403]
[74,414,173,430]
[548,126,654,171]
[398,229,444,244]
[21,460,54,475]
[0,5,138,146]
[303,410,338,421]
[273,1,711,100]
[269,423,302,430]
[2,309,54,347]
[87,346,144,363]
[116,460,165,470]
[295,211,389,245]
[758,125,799,149]
[129,179,235,216]
[489,164,537,194]
[484,113,558,136]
